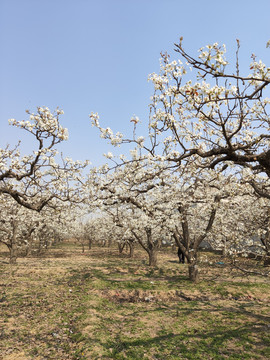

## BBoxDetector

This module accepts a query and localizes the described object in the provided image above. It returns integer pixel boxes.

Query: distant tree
[0,196,38,263]
[212,193,270,267]
[0,194,73,263]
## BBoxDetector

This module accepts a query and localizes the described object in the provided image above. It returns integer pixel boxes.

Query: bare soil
[0,243,269,359]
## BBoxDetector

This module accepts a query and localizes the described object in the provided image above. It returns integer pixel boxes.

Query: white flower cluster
[9,107,68,141]
[198,43,228,69]
[89,112,124,147]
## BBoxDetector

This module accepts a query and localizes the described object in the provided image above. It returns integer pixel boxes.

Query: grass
[0,243,269,359]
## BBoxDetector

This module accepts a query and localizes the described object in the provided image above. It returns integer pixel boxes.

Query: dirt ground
[0,243,269,360]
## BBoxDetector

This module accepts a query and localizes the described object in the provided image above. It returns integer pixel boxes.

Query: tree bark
[9,245,18,264]
[188,263,199,283]
[131,228,158,266]
[88,238,92,250]
[147,248,158,267]
[128,242,135,258]
[118,242,125,254]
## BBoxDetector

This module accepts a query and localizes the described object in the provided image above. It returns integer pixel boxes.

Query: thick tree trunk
[188,263,199,283]
[147,248,158,267]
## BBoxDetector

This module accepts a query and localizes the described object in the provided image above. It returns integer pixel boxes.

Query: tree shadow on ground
[100,302,270,359]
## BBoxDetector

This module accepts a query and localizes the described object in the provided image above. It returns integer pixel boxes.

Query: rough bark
[188,263,199,283]
[147,248,158,267]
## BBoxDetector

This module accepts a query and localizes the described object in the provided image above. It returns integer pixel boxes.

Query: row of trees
[1,40,270,281]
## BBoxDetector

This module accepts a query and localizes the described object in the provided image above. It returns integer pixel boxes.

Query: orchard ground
[0,242,269,360]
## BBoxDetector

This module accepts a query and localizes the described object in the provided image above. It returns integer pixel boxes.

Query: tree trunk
[9,245,18,264]
[37,238,43,254]
[188,263,199,283]
[118,242,125,254]
[222,240,228,256]
[147,248,158,267]
[88,238,92,250]
[129,242,135,258]
[131,229,158,266]
[25,241,32,257]
[9,222,18,264]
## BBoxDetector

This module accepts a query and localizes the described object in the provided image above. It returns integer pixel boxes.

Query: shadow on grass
[103,315,269,360]
[65,265,190,291]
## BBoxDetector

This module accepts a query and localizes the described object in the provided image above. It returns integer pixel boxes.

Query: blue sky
[1,0,270,166]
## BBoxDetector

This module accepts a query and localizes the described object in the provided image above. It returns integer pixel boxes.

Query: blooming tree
[0,195,38,263]
[88,40,270,280]
[146,39,270,196]
[0,107,87,212]
[87,157,170,266]
[0,193,76,263]
[87,152,235,281]
[212,192,270,267]
[91,40,270,198]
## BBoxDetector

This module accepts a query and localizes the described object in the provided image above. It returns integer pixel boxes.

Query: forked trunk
[131,228,158,266]
[118,242,125,254]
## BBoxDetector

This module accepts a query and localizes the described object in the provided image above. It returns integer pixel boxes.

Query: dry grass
[0,243,269,359]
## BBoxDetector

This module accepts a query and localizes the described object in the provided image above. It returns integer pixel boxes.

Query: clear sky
[1,0,270,166]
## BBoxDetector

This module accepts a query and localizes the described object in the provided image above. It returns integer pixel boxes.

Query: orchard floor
[0,243,269,360]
